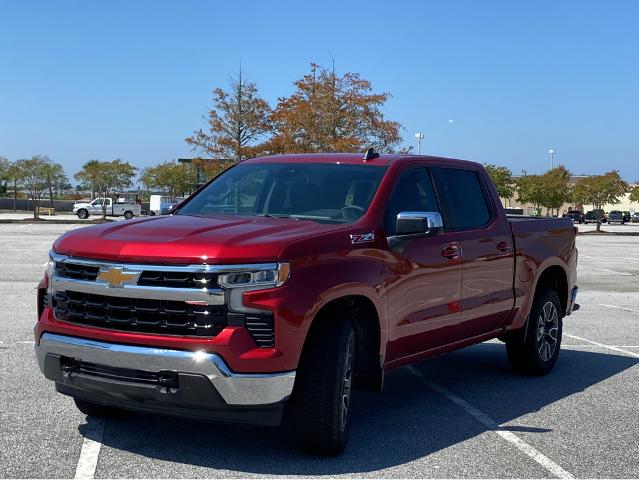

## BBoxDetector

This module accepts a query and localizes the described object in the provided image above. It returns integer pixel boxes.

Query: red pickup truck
[35,153,578,455]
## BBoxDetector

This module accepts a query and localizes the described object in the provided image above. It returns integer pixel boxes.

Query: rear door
[432,167,515,338]
[384,167,462,363]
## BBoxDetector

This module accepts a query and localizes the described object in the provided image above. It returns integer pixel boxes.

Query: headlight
[218,263,290,313]
[46,253,56,294]
[218,264,289,288]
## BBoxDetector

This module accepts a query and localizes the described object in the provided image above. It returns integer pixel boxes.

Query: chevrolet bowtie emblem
[96,267,140,288]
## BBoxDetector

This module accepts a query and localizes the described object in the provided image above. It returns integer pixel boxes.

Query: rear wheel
[293,319,355,455]
[123,211,134,220]
[73,398,122,417]
[506,288,563,375]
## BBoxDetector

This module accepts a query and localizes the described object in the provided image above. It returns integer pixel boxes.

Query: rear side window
[434,168,492,230]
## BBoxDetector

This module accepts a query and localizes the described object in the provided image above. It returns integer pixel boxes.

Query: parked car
[608,210,625,224]
[36,153,579,455]
[623,211,631,223]
[631,213,639,223]
[584,210,608,224]
[563,210,585,223]
[72,197,141,220]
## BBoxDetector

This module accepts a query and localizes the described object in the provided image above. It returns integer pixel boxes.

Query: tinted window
[384,169,439,235]
[434,168,491,229]
[177,163,387,224]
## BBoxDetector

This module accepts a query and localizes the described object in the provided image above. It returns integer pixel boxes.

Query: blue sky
[1,0,638,181]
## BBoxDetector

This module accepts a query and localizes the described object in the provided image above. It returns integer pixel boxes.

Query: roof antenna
[363,148,380,161]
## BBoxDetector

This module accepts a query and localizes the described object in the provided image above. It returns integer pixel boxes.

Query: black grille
[61,358,179,388]
[53,291,226,336]
[138,271,219,289]
[244,314,275,348]
[54,262,100,281]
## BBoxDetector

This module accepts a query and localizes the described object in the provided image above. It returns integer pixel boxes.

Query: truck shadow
[90,343,637,475]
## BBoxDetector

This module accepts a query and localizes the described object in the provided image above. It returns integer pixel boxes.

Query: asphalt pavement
[0,222,637,478]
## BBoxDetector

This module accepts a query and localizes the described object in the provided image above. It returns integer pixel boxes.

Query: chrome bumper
[35,333,295,406]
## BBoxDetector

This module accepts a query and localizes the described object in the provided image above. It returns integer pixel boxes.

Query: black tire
[293,319,355,455]
[73,398,122,417]
[506,288,563,376]
[123,211,133,220]
[77,209,88,220]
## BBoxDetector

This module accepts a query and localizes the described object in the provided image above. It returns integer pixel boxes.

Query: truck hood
[53,214,350,264]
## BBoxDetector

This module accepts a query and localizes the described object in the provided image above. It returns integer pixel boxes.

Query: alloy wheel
[537,301,559,361]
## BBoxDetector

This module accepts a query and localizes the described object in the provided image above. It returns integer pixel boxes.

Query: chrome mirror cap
[395,211,444,236]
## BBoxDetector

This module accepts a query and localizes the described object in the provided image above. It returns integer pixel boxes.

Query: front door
[384,168,462,363]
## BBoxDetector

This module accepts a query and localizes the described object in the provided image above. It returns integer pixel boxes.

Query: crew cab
[35,153,578,455]
[73,197,141,220]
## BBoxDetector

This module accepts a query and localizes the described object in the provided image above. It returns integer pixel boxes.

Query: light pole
[415,132,424,155]
[548,149,555,169]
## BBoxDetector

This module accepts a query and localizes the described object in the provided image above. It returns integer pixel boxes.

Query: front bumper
[36,333,295,425]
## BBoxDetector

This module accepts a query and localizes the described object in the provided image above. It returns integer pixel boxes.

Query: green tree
[186,70,272,162]
[268,63,402,153]
[140,161,196,200]
[629,185,639,204]
[5,161,24,211]
[43,160,67,208]
[484,164,515,199]
[0,156,9,195]
[573,171,630,231]
[93,159,138,218]
[15,156,50,219]
[540,165,572,217]
[74,160,103,199]
[516,174,546,215]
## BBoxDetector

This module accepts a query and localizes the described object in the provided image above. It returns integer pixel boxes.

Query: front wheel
[77,209,88,220]
[293,319,355,455]
[505,288,563,375]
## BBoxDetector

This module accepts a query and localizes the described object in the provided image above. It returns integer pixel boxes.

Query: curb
[0,219,114,224]
[578,231,639,236]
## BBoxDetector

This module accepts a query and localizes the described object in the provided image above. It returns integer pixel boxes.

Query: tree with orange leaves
[266,63,402,154]
[186,71,272,162]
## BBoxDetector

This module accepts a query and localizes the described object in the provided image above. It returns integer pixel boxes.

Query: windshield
[177,162,388,224]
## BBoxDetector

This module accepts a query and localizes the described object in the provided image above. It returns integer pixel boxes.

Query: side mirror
[395,211,443,236]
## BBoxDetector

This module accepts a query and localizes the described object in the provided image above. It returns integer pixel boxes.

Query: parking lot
[1,222,638,478]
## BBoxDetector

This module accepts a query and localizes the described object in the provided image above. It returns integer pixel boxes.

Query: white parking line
[74,418,105,480]
[564,334,639,359]
[580,265,633,276]
[598,304,639,314]
[407,366,574,479]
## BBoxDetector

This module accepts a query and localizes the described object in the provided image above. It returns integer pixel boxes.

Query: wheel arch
[299,293,384,392]
[534,264,569,315]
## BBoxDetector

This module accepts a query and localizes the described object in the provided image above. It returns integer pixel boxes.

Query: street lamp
[415,133,424,155]
[548,149,555,169]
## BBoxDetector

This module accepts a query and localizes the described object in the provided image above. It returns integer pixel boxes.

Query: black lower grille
[61,357,179,388]
[53,291,226,336]
[244,314,275,348]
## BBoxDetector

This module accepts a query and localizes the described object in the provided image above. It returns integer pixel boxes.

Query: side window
[434,168,491,230]
[384,168,439,235]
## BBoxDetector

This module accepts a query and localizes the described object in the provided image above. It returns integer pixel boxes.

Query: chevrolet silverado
[35,152,578,455]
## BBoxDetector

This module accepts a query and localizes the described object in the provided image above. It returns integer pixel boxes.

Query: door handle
[497,241,512,253]
[441,244,460,260]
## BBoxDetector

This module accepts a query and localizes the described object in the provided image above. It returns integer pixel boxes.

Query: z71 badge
[350,232,375,244]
